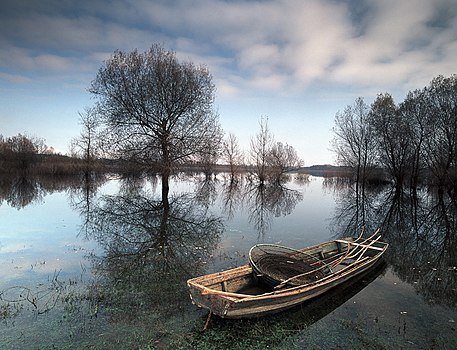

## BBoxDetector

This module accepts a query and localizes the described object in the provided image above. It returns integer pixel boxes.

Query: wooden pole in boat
[356,226,365,241]
[331,228,381,268]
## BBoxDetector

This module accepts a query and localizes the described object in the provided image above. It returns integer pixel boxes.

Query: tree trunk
[161,168,170,204]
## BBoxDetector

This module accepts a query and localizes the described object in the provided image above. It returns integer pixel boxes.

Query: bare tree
[267,141,303,183]
[196,120,224,178]
[398,89,430,188]
[332,97,377,185]
[250,117,274,185]
[422,75,457,189]
[6,134,46,155]
[70,107,100,166]
[332,97,377,228]
[331,74,457,194]
[3,134,47,170]
[89,44,222,199]
[223,132,244,180]
[369,93,411,187]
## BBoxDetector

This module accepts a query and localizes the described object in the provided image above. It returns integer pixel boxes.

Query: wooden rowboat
[187,234,388,319]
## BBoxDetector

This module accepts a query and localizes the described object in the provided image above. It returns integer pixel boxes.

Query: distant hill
[297,165,352,176]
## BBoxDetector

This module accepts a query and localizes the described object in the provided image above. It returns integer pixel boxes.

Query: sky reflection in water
[1,174,457,349]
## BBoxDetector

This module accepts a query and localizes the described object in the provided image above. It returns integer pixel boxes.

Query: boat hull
[187,238,388,319]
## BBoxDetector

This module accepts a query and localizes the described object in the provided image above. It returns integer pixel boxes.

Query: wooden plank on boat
[334,240,385,251]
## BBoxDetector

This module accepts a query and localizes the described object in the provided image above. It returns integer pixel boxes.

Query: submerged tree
[222,132,244,180]
[250,117,274,185]
[332,97,377,227]
[249,117,303,185]
[196,120,224,178]
[89,44,223,198]
[332,97,376,185]
[398,89,430,189]
[268,141,304,183]
[331,75,457,194]
[0,133,48,171]
[422,75,457,190]
[369,93,411,188]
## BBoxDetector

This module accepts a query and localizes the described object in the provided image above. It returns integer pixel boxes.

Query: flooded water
[1,173,456,349]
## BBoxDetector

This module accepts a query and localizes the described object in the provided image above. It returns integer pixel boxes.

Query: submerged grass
[172,307,320,350]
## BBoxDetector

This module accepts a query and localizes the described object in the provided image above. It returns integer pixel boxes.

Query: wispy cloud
[1,0,456,163]
[1,0,455,97]
[0,71,32,84]
[114,0,455,96]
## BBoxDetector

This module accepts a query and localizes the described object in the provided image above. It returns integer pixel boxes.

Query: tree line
[71,44,303,193]
[332,74,457,194]
[0,133,53,172]
[1,45,303,183]
[0,132,105,176]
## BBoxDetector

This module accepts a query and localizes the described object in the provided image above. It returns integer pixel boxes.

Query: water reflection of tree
[85,189,223,320]
[191,175,305,237]
[67,173,109,237]
[0,173,108,210]
[194,176,218,209]
[220,176,244,220]
[328,178,384,236]
[381,188,457,307]
[243,183,304,237]
[329,179,457,307]
[69,172,304,326]
[0,176,44,208]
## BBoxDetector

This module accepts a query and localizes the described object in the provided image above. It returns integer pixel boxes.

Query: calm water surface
[0,174,456,349]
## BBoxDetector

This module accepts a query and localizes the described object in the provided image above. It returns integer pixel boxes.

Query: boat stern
[187,280,236,317]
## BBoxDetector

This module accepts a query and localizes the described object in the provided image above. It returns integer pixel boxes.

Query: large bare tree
[89,44,222,198]
[332,97,377,228]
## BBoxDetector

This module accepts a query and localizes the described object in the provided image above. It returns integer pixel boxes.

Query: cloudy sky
[1,0,456,165]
